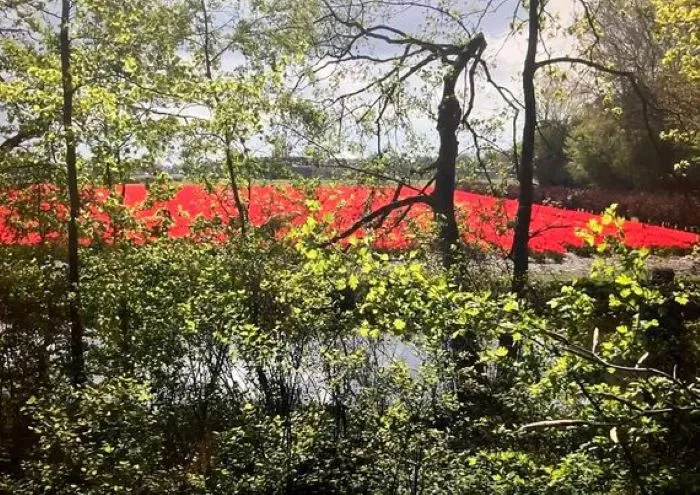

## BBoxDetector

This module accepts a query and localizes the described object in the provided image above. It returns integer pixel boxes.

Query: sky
[267,0,583,159]
[0,0,583,166]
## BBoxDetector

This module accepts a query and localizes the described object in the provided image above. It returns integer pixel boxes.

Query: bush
[565,113,636,189]
[1,215,698,493]
[4,379,184,495]
[564,109,695,191]
[534,119,575,186]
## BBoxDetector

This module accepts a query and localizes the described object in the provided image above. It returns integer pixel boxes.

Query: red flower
[1,184,697,253]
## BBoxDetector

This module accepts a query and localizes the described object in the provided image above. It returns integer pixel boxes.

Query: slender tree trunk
[511,0,539,295]
[224,132,248,233]
[60,0,85,387]
[200,0,247,232]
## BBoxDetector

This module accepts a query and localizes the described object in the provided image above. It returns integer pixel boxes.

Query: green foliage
[563,110,675,190]
[6,378,182,494]
[533,119,574,186]
[565,112,632,188]
[1,0,699,491]
[652,0,700,179]
[553,0,700,190]
[0,0,191,189]
[1,208,698,493]
[652,0,700,83]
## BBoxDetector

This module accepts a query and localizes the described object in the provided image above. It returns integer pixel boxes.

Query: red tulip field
[1,184,697,254]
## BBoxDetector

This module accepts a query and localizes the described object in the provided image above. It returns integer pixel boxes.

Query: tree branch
[323,193,432,246]
[1,126,45,151]
[534,56,663,159]
[519,418,615,431]
[542,328,700,400]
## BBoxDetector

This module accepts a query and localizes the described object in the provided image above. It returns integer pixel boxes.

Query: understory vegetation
[1,214,699,494]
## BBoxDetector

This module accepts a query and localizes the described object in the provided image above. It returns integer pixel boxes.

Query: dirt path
[530,253,700,281]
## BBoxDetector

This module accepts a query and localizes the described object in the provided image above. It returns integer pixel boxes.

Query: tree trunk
[511,0,539,295]
[224,133,248,233]
[60,0,85,387]
[200,0,247,233]
[432,34,486,267]
[433,88,460,266]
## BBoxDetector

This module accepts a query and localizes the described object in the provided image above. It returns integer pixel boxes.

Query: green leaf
[494,346,509,358]
[675,294,689,305]
[305,200,321,212]
[393,318,406,332]
[503,299,519,312]
[615,274,634,286]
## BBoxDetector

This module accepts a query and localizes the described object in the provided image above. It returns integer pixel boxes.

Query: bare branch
[519,419,615,431]
[321,0,460,55]
[323,193,432,246]
[1,126,46,151]
[534,56,662,158]
[374,183,404,228]
[331,51,437,105]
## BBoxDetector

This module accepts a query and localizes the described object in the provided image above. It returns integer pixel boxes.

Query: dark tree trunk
[433,85,461,265]
[432,34,486,267]
[321,35,486,263]
[434,37,489,403]
[511,0,539,294]
[60,0,85,387]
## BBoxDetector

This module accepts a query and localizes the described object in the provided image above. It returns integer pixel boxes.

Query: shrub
[534,119,575,186]
[1,213,698,493]
[565,113,635,189]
